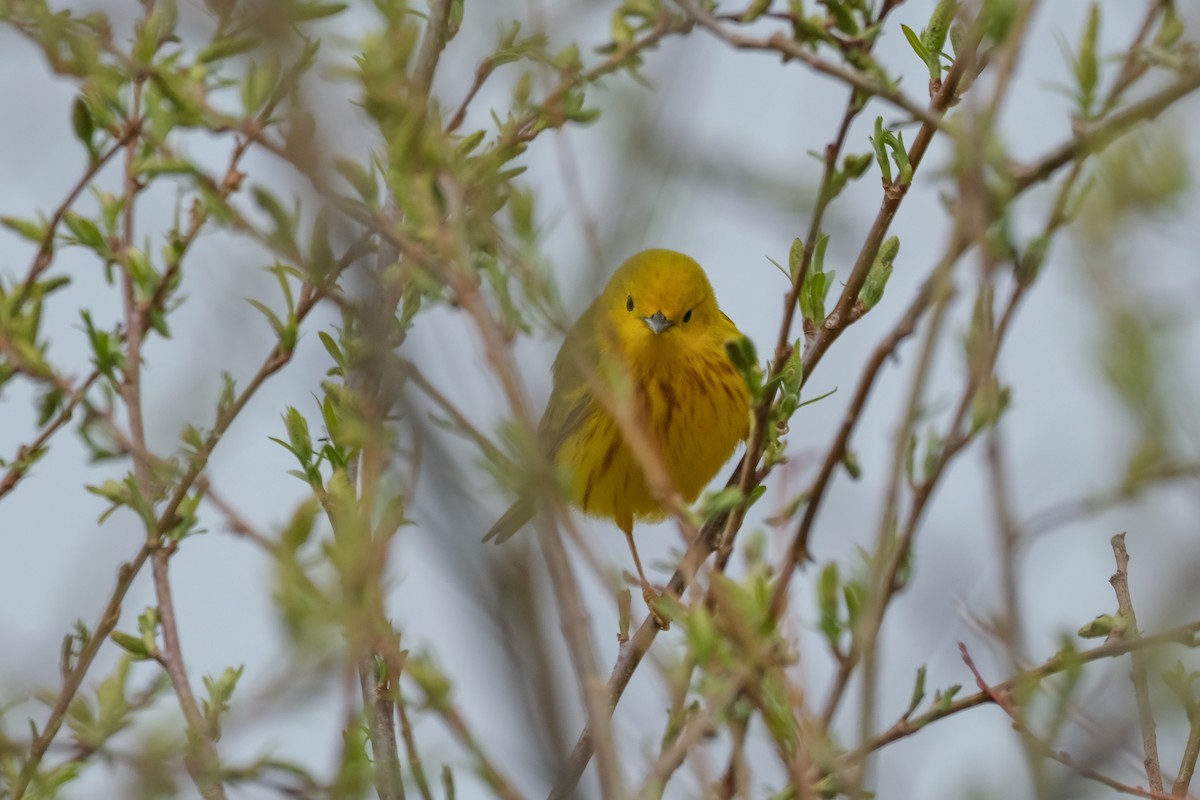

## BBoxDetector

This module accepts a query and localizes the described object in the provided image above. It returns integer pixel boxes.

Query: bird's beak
[641,310,673,335]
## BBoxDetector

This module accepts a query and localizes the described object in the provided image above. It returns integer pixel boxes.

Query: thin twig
[412,0,452,99]
[839,619,1200,768]
[1012,68,1200,192]
[10,546,152,798]
[198,479,276,553]
[675,0,943,129]
[434,701,525,800]
[1110,533,1164,795]
[0,369,100,501]
[1172,713,1200,797]
[121,74,226,798]
[960,642,1177,800]
[396,696,435,800]
[14,131,134,307]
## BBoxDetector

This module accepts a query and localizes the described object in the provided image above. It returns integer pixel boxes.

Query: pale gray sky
[2,1,1199,798]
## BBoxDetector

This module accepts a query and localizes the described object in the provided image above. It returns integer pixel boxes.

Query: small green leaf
[1078,612,1127,639]
[71,97,96,155]
[1075,4,1101,118]
[110,631,153,660]
[1,215,48,244]
[921,0,958,79]
[333,158,378,205]
[818,562,841,645]
[907,665,927,716]
[900,24,931,69]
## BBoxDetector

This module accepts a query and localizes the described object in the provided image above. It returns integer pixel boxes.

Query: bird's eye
[626,295,634,312]
[682,308,692,323]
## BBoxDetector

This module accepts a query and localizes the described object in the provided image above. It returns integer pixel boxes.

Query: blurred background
[1,0,1199,797]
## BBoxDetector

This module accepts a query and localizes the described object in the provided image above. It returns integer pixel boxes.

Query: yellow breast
[557,348,749,531]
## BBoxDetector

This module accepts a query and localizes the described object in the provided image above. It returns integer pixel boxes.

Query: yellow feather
[485,249,749,547]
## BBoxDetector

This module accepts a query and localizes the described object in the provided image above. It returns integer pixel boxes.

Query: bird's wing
[483,303,599,544]
[537,303,600,457]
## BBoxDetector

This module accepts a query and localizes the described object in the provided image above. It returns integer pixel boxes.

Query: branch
[411,0,452,99]
[13,130,134,309]
[674,0,943,129]
[151,548,226,799]
[1012,67,1200,192]
[841,618,1200,766]
[120,76,226,799]
[1110,533,1164,795]
[959,642,1176,800]
[0,370,100,501]
[11,546,152,799]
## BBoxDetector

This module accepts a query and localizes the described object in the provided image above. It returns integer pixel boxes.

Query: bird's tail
[482,497,535,544]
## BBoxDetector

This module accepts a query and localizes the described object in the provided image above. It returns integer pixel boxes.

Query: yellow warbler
[485,249,750,609]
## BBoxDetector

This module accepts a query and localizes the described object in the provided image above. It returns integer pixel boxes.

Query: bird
[484,248,750,620]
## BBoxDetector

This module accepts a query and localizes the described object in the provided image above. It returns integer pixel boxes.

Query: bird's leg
[621,523,669,630]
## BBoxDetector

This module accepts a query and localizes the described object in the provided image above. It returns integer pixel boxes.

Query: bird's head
[600,249,722,362]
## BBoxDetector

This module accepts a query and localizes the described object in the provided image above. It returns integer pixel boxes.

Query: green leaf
[198,33,259,63]
[787,237,804,282]
[318,331,343,371]
[871,117,893,185]
[287,1,348,21]
[1075,4,1101,118]
[907,665,927,716]
[1,215,48,244]
[308,209,335,284]
[900,24,931,70]
[71,96,95,155]
[282,406,313,467]
[861,236,898,309]
[281,497,320,552]
[252,186,298,257]
[62,211,106,252]
[818,562,841,645]
[333,157,378,205]
[1078,612,1127,639]
[110,631,153,660]
[921,0,958,78]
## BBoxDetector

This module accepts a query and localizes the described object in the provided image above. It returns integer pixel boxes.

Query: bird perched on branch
[485,248,750,623]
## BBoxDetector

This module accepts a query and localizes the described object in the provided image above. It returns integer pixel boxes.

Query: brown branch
[358,662,405,800]
[433,700,525,800]
[0,369,100,501]
[411,0,452,99]
[150,549,226,799]
[771,267,938,620]
[396,697,434,800]
[841,619,1200,768]
[1173,713,1200,797]
[959,642,1176,800]
[1110,533,1164,795]
[548,521,717,799]
[11,546,152,799]
[14,130,134,308]
[533,510,628,799]
[802,31,977,380]
[446,58,494,134]
[1099,1,1171,116]
[811,4,1190,722]
[399,358,508,468]
[1012,68,1200,193]
[197,479,276,553]
[675,0,943,129]
[119,75,226,799]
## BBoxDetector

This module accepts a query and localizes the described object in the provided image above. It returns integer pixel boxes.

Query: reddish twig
[959,642,1177,800]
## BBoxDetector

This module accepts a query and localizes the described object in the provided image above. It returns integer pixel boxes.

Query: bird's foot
[642,584,671,631]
